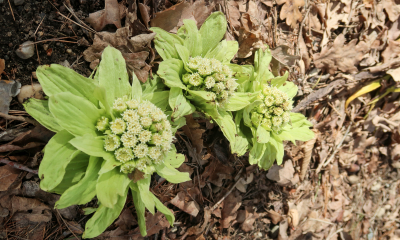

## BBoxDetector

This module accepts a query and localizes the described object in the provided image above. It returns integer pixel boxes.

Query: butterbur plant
[23,46,190,238]
[237,47,315,170]
[151,12,256,155]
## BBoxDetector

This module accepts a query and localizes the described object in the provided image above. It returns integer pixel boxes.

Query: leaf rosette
[151,12,256,156]
[237,47,315,170]
[23,46,190,238]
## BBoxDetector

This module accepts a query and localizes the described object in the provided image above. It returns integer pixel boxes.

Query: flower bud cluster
[250,85,293,132]
[96,97,173,175]
[183,56,238,104]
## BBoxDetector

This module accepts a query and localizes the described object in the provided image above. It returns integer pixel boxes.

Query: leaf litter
[2,0,400,239]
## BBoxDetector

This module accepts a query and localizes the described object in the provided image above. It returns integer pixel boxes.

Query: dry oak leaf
[383,0,400,22]
[276,0,305,29]
[313,34,368,74]
[86,0,127,31]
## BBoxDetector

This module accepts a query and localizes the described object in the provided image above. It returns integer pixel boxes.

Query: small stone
[371,181,382,191]
[14,0,24,5]
[18,83,44,103]
[15,41,35,59]
[37,31,44,37]
[6,32,12,37]
[347,175,359,185]
[8,43,13,47]
[66,49,73,54]
[43,44,49,50]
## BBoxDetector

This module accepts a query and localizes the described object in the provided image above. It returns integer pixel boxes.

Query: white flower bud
[150,133,163,146]
[126,99,140,109]
[127,122,143,135]
[264,96,275,107]
[210,59,223,73]
[123,109,140,123]
[120,161,136,174]
[198,61,213,76]
[140,116,153,128]
[213,82,225,93]
[189,73,203,86]
[205,76,216,89]
[188,56,203,70]
[213,73,226,82]
[274,107,284,116]
[113,98,127,112]
[96,116,109,131]
[282,112,290,122]
[148,146,162,161]
[104,134,120,151]
[150,108,165,122]
[121,132,138,148]
[272,116,283,127]
[137,101,153,117]
[222,65,232,76]
[110,118,126,134]
[115,147,134,163]
[134,144,148,159]
[138,130,152,143]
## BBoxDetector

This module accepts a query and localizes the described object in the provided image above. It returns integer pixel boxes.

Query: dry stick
[0,158,38,174]
[0,112,38,126]
[56,210,79,240]
[210,175,243,212]
[57,12,97,34]
[7,0,15,21]
[296,6,311,56]
[63,2,95,34]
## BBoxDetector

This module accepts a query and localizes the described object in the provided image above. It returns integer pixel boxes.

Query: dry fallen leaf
[383,0,400,22]
[236,206,260,232]
[237,13,263,58]
[170,191,200,217]
[276,0,305,29]
[86,0,126,31]
[200,159,235,187]
[221,191,242,228]
[300,130,318,180]
[11,196,52,223]
[266,209,284,224]
[266,160,295,186]
[314,34,368,74]
[0,165,20,191]
[0,58,5,79]
[83,27,153,83]
[115,209,137,231]
[182,115,205,153]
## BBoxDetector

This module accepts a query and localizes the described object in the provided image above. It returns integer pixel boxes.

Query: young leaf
[256,125,271,143]
[205,40,238,63]
[199,12,227,56]
[278,81,298,99]
[23,98,63,132]
[49,92,103,137]
[169,87,196,121]
[83,188,128,239]
[131,73,143,100]
[151,27,185,60]
[158,59,187,89]
[154,162,191,184]
[96,168,131,208]
[69,134,116,163]
[142,91,170,111]
[56,156,102,209]
[269,71,289,88]
[175,44,192,73]
[97,46,131,106]
[137,177,155,214]
[152,194,175,225]
[270,134,284,165]
[36,64,98,106]
[182,19,202,57]
[130,183,147,236]
[164,148,185,168]
[249,141,266,165]
[223,92,257,111]
[258,143,276,170]
[39,130,80,191]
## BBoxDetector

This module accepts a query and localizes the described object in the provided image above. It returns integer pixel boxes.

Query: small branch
[210,176,243,212]
[0,112,39,126]
[296,6,311,56]
[0,158,38,174]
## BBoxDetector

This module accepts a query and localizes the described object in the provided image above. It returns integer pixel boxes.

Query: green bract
[151,12,256,156]
[23,46,190,238]
[237,47,315,170]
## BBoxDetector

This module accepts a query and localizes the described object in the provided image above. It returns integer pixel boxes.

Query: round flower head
[161,130,173,142]
[282,112,290,123]
[226,78,238,92]
[96,116,109,131]
[151,133,163,146]
[140,116,153,128]
[121,132,137,148]
[198,60,213,76]
[148,146,162,161]
[182,73,191,85]
[120,161,136,174]
[104,134,120,151]
[211,59,223,72]
[127,122,142,135]
[251,112,263,126]
[113,98,127,112]
[115,147,134,163]
[189,73,203,87]
[261,118,272,130]
[151,108,166,122]
[110,118,126,135]
[162,141,172,151]
[283,101,293,111]
[126,99,140,109]
[163,119,172,129]
[205,76,216,89]
[213,73,226,82]
[137,101,153,117]
[219,91,229,101]
[222,65,232,76]
[134,143,149,159]
[264,96,275,107]
[257,92,265,100]
[139,130,152,143]
[214,82,225,93]
[135,158,148,172]
[188,56,203,70]
[150,122,163,132]
[272,116,283,127]
[257,104,268,114]
[123,109,140,123]
[274,107,284,116]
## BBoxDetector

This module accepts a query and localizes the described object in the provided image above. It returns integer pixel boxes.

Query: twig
[7,0,15,21]
[63,2,95,34]
[56,210,79,239]
[326,228,344,240]
[210,176,243,212]
[57,12,96,34]
[296,6,311,56]
[0,112,39,126]
[0,158,38,174]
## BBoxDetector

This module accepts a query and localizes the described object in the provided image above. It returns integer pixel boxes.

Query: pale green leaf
[258,143,276,170]
[96,168,131,208]
[130,183,147,236]
[164,147,185,168]
[243,100,262,127]
[158,59,187,89]
[223,92,256,111]
[49,92,103,137]
[36,64,98,105]
[151,27,184,60]
[169,87,195,121]
[270,134,284,165]
[249,141,266,165]
[152,194,175,226]
[183,19,202,56]
[137,177,155,214]
[256,126,270,143]
[142,74,165,95]
[269,71,288,88]
[82,188,128,239]
[278,81,298,99]
[254,47,274,83]
[155,162,191,184]
[97,46,131,106]
[205,40,238,63]
[175,44,192,72]
[93,86,114,120]
[279,126,314,143]
[56,156,102,209]
[290,113,313,128]
[50,152,89,194]
[199,12,227,56]
[212,110,237,149]
[69,134,116,163]
[39,130,80,191]
[142,91,170,111]
[23,98,63,132]
[131,73,143,100]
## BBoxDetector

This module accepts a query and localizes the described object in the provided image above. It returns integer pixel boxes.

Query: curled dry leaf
[266,160,295,186]
[266,209,284,224]
[237,13,263,58]
[288,209,299,227]
[0,165,20,191]
[300,130,318,180]
[314,34,368,74]
[86,0,126,31]
[276,0,305,29]
[115,209,137,231]
[221,191,242,228]
[83,27,153,83]
[182,115,205,153]
[170,191,200,217]
[11,196,52,223]
[0,58,4,78]
[200,159,235,187]
[237,206,260,232]
[383,0,400,22]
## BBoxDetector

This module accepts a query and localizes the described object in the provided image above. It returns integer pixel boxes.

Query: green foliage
[24,46,191,239]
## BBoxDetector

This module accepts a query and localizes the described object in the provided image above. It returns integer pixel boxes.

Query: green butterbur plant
[238,47,315,170]
[23,46,190,238]
[151,12,256,156]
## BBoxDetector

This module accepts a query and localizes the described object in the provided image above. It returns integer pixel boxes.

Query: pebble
[18,83,44,104]
[14,0,24,5]
[43,44,49,51]
[15,41,35,59]
[6,32,12,37]
[347,175,359,185]
[66,49,73,55]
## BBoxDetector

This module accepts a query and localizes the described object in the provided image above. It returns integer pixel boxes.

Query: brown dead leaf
[200,158,235,187]
[115,209,137,231]
[276,0,305,29]
[0,165,20,191]
[266,209,284,224]
[221,191,242,228]
[314,34,368,74]
[237,13,263,58]
[182,115,205,153]
[382,40,400,63]
[66,221,84,235]
[150,0,214,33]
[226,1,241,30]
[322,2,350,47]
[83,27,152,82]
[0,58,4,79]
[170,191,200,217]
[86,0,126,31]
[383,0,400,22]
[185,207,211,236]
[11,196,52,223]
[144,211,170,236]
[237,206,259,232]
[300,130,318,180]
[266,160,295,186]
[270,45,300,75]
